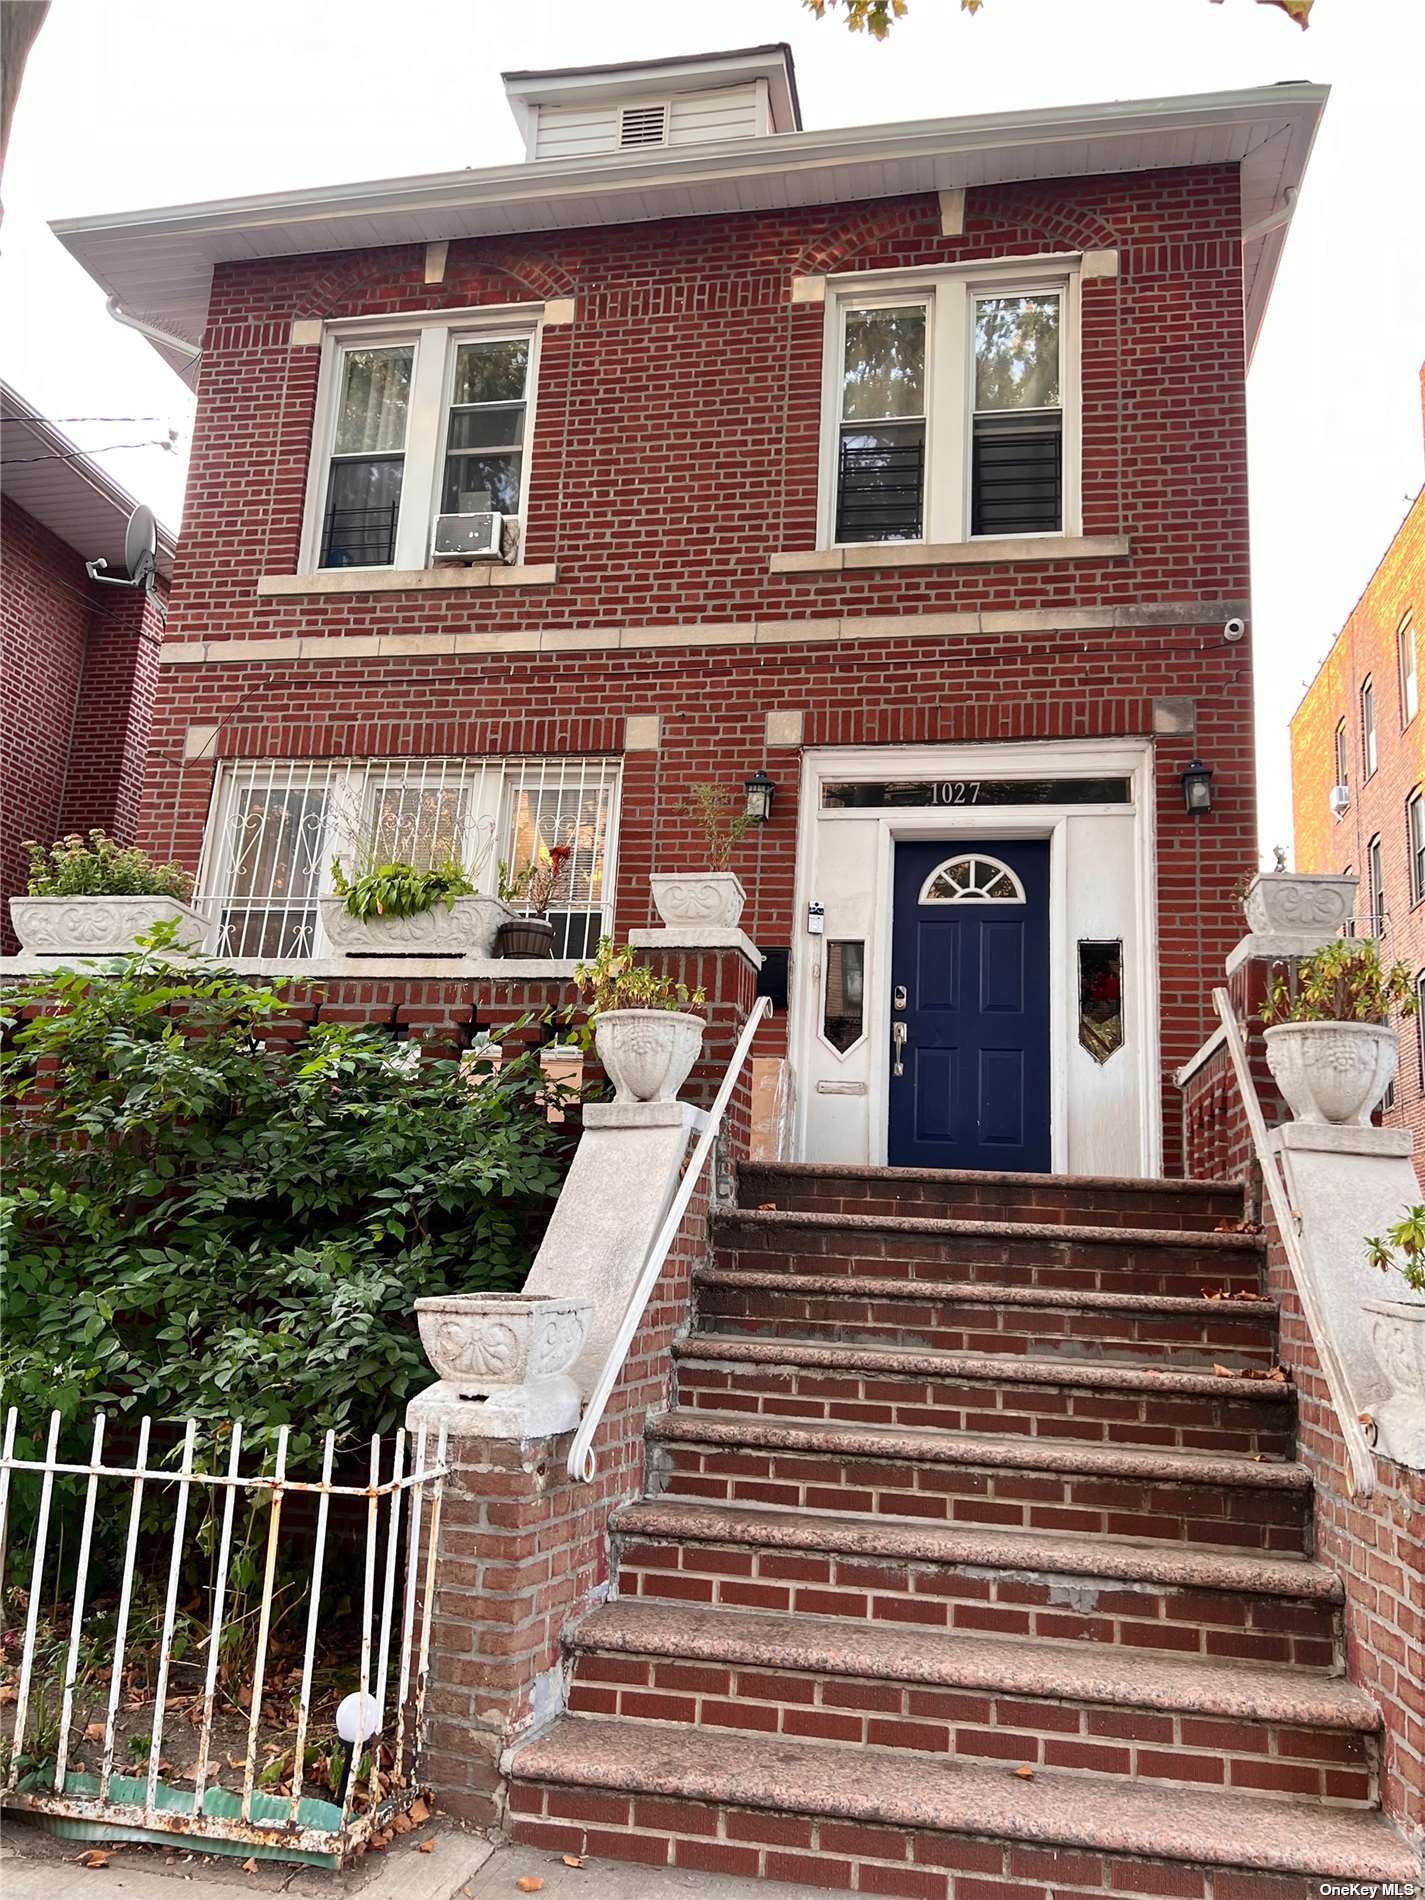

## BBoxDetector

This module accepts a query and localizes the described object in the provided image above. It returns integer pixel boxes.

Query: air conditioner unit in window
[1328,783,1351,819]
[432,511,503,561]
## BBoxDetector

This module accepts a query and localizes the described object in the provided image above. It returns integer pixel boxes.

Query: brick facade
[0,492,168,947]
[135,164,1258,1174]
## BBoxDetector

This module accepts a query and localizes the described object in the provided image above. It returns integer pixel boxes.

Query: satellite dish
[124,503,158,585]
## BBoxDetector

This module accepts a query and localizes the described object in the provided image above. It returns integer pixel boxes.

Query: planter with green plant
[650,784,757,930]
[11,832,210,955]
[1260,938,1417,1126]
[321,856,510,956]
[573,936,707,1104]
[1362,1206,1425,1468]
[493,843,572,959]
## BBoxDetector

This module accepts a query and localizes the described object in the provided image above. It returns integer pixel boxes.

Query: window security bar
[318,503,400,569]
[835,437,925,543]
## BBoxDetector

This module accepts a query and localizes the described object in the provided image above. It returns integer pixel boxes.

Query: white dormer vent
[618,103,668,148]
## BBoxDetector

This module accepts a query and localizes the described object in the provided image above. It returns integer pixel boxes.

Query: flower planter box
[414,1292,590,1398]
[594,1008,705,1104]
[9,895,212,956]
[1362,1297,1425,1469]
[494,917,556,959]
[318,894,510,957]
[1242,872,1356,936]
[650,872,746,930]
[1264,1021,1397,1127]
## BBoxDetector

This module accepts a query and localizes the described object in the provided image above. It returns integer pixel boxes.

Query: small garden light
[335,1690,381,1800]
[743,769,775,826]
[1180,759,1215,815]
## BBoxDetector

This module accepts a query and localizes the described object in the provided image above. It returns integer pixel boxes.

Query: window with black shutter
[971,293,1063,536]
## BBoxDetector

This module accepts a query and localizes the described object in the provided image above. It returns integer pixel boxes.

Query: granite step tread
[738,1161,1237,1198]
[613,1498,1341,1599]
[575,1599,1375,1730]
[718,1206,1265,1253]
[512,1717,1418,1881]
[696,1267,1279,1319]
[649,1408,1309,1486]
[673,1333,1295,1401]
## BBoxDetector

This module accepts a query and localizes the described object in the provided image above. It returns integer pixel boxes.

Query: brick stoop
[506,1162,1420,1894]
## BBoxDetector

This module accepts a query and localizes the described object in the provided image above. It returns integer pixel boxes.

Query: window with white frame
[1367,832,1386,937]
[305,311,540,573]
[199,757,618,960]
[1333,717,1349,804]
[1409,789,1425,907]
[1399,613,1419,725]
[824,262,1076,547]
[1361,676,1377,779]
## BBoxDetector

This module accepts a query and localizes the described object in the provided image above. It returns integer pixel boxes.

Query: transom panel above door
[888,839,1051,1172]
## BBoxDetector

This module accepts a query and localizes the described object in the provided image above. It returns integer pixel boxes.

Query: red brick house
[45,49,1327,1180]
[0,381,174,946]
[1289,370,1424,1174]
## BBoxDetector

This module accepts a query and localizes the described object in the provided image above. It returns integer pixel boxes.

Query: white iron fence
[0,1409,447,1866]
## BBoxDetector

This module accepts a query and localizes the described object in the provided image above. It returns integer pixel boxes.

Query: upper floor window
[1367,832,1386,937]
[1409,789,1425,908]
[823,262,1078,549]
[1399,613,1419,725]
[1361,676,1377,779]
[304,311,539,573]
[1333,718,1349,801]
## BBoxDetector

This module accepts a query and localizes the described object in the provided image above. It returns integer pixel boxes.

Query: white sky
[2,0,1422,856]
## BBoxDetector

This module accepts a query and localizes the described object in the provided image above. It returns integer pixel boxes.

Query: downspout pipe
[106,297,202,369]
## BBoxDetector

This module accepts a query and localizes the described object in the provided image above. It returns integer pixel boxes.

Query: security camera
[1223,617,1247,643]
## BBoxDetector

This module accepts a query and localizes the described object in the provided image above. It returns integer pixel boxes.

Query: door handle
[891,1020,907,1077]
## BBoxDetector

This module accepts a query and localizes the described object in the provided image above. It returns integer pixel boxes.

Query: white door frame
[789,738,1161,1176]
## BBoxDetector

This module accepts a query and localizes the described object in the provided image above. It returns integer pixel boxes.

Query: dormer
[502,44,801,163]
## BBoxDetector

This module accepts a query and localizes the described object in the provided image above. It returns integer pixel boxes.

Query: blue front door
[887,839,1051,1172]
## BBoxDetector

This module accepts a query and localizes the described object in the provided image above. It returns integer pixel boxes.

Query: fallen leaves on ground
[1202,1287,1270,1303]
[562,1856,584,1868]
[1214,1362,1289,1382]
[516,1879,545,1893]
[77,1851,114,1870]
[241,1860,259,1875]
[408,1796,430,1824]
[1013,1764,1034,1780]
[417,1840,435,1854]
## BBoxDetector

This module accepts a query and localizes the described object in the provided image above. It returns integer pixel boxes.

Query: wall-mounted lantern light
[743,770,775,826]
[1180,759,1215,815]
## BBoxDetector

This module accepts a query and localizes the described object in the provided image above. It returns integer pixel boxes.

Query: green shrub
[1261,938,1418,1027]
[328,857,474,921]
[24,831,192,901]
[573,937,706,1016]
[0,931,569,1461]
[1366,1206,1425,1297]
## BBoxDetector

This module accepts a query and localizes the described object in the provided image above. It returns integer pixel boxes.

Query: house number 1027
[932,781,982,805]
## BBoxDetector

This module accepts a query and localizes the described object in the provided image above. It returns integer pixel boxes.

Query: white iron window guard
[567,995,773,1483]
[1211,987,1375,1499]
[0,1409,448,1863]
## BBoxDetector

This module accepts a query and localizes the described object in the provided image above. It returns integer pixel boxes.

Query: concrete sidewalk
[0,1820,828,1900]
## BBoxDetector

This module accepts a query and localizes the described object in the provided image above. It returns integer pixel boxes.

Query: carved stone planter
[413,1292,592,1438]
[595,1008,705,1105]
[1264,1021,1397,1127]
[319,894,510,957]
[650,872,746,930]
[1362,1297,1425,1469]
[9,895,211,956]
[1242,872,1356,936]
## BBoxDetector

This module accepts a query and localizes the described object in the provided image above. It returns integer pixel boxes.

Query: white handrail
[1211,987,1375,1498]
[567,995,773,1483]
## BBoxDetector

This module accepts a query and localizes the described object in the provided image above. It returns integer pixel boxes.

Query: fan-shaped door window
[918,853,1026,904]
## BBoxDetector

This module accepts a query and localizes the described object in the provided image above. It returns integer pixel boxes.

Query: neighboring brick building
[0,382,173,944]
[1290,368,1425,1172]
[47,49,1326,1177]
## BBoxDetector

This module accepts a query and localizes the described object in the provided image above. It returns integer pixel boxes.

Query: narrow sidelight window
[835,303,927,543]
[1409,791,1425,907]
[320,344,413,567]
[971,292,1062,536]
[822,941,866,1053]
[441,338,531,518]
[1362,676,1377,779]
[1400,614,1419,725]
[1367,833,1386,937]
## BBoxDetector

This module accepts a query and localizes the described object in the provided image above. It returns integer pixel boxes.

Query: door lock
[891,1020,907,1077]
[893,984,908,1012]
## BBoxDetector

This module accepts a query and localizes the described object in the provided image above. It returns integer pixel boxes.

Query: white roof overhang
[52,82,1326,378]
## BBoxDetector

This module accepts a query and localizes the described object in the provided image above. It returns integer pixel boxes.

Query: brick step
[673,1335,1295,1458]
[567,1600,1377,1804]
[613,1499,1340,1667]
[696,1268,1281,1369]
[648,1411,1311,1555]
[509,1719,1420,1892]
[715,1208,1266,1299]
[739,1160,1247,1233]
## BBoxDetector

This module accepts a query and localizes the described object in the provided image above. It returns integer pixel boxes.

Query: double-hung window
[305,311,540,573]
[1409,790,1425,908]
[1399,614,1419,725]
[1367,833,1386,938]
[1333,718,1349,797]
[199,756,619,961]
[825,261,1076,548]
[1361,676,1377,780]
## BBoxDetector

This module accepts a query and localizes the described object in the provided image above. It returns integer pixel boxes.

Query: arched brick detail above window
[291,242,580,323]
[967,187,1124,257]
[791,199,938,278]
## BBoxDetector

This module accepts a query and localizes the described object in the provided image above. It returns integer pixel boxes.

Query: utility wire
[2,436,179,464]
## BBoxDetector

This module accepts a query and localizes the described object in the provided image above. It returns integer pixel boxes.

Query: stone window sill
[255,564,558,598]
[769,535,1130,575]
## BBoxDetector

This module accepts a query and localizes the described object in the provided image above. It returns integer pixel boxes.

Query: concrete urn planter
[1362,1297,1425,1470]
[414,1293,592,1437]
[595,1009,705,1105]
[1242,872,1357,936]
[9,895,212,956]
[1263,1022,1397,1127]
[319,894,510,957]
[650,872,746,930]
